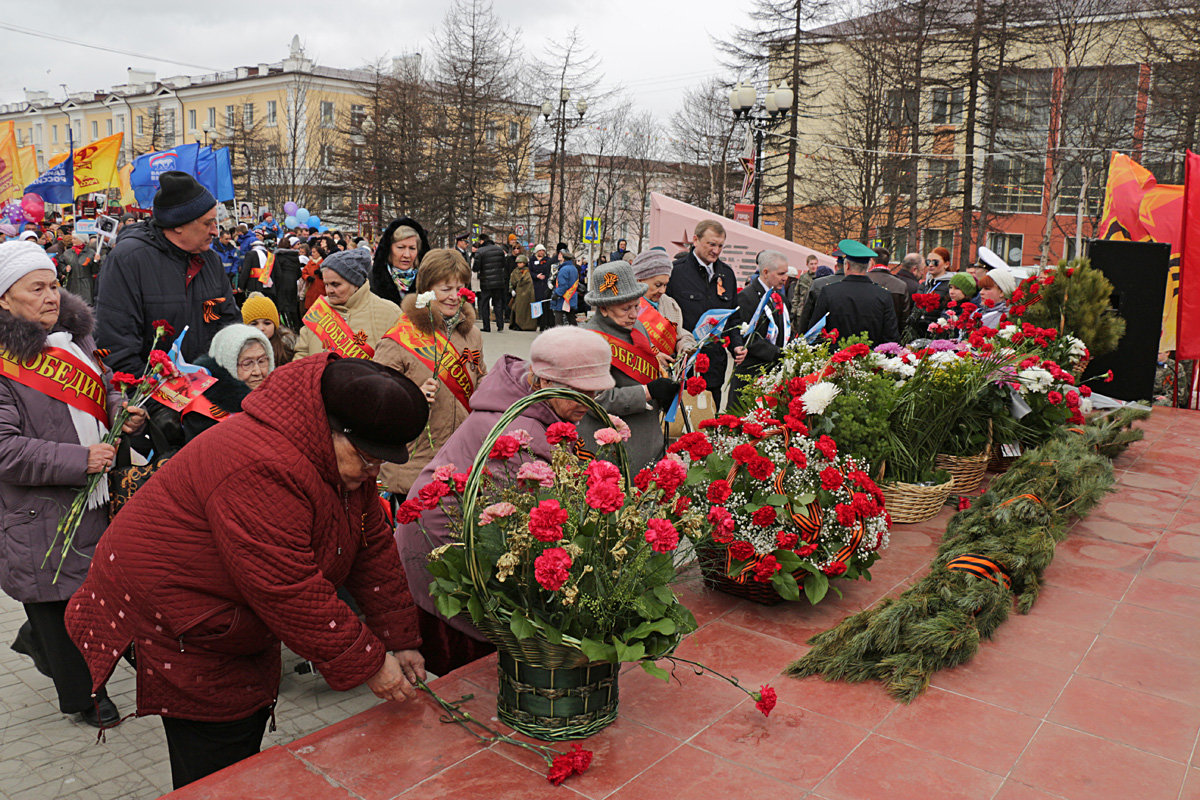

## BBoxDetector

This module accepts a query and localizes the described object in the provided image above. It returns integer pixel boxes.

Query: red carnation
[110,371,138,390]
[706,480,732,504]
[694,353,710,374]
[534,547,572,592]
[820,467,844,490]
[783,415,808,434]
[546,422,578,444]
[673,494,691,515]
[452,473,468,493]
[1047,391,1063,405]
[147,349,175,375]
[731,443,758,464]
[651,457,688,496]
[684,376,706,396]
[151,319,176,338]
[394,499,424,524]
[645,518,681,553]
[457,287,477,304]
[547,743,592,786]
[668,431,714,461]
[752,506,777,526]
[416,479,450,509]
[797,542,819,557]
[729,540,756,560]
[528,500,569,542]
[823,561,848,577]
[586,480,625,513]
[785,448,807,468]
[742,422,765,439]
[746,456,775,480]
[754,685,778,717]
[775,531,799,549]
[708,506,736,542]
[814,435,837,459]
[752,554,781,582]
[489,434,521,460]
[957,496,972,511]
[835,503,857,527]
[633,468,652,491]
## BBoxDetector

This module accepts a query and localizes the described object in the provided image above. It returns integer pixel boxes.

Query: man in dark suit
[730,250,791,402]
[811,239,899,346]
[665,219,745,410]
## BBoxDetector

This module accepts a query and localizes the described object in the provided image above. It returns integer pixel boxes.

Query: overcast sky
[2,0,758,122]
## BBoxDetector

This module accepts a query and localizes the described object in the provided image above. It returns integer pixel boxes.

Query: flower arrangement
[671,406,890,604]
[44,320,178,581]
[411,392,699,673]
[1006,259,1124,357]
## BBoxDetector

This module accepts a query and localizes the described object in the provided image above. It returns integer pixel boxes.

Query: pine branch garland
[786,407,1149,702]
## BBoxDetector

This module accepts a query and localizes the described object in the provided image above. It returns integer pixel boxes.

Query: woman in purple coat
[0,241,145,726]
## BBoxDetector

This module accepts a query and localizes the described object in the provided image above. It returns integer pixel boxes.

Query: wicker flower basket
[880,475,954,524]
[495,651,619,741]
[987,442,1019,474]
[695,542,790,606]
[934,449,990,494]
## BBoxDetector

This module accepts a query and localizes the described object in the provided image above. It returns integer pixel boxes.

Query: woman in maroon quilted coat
[65,354,430,789]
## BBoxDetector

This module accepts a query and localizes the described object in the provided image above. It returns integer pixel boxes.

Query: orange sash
[560,280,579,312]
[302,297,376,358]
[0,346,108,425]
[638,299,678,356]
[382,315,475,411]
[250,251,275,284]
[595,330,659,385]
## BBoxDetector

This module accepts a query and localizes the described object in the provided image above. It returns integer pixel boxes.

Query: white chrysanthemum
[800,381,840,415]
[1080,396,1093,413]
[1065,334,1088,360]
[1016,367,1053,394]
[415,291,437,309]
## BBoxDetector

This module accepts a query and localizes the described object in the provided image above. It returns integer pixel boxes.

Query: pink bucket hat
[529,328,615,393]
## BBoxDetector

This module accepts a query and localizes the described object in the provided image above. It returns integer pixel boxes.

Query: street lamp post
[729,81,793,229]
[541,88,587,246]
[361,115,382,235]
[201,124,214,147]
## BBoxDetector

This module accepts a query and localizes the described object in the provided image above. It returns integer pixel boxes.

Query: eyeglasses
[353,446,385,469]
[925,259,941,266]
[237,356,272,371]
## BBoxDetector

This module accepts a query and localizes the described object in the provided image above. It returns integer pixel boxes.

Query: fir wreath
[786,406,1148,702]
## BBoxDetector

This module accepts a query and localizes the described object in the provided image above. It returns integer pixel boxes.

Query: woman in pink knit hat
[395,326,614,675]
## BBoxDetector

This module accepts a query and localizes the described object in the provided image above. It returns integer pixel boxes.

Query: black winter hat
[152,171,217,228]
[321,358,428,464]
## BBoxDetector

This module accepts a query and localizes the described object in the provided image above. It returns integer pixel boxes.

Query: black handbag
[108,416,174,519]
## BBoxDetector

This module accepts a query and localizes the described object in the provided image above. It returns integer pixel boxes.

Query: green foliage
[785,407,1148,702]
[1013,259,1125,357]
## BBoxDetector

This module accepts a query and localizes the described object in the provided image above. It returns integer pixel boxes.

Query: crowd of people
[0,168,1023,790]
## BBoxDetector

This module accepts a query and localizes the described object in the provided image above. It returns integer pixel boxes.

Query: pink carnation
[586,480,625,513]
[432,463,457,483]
[512,429,533,447]
[651,456,687,496]
[479,502,518,525]
[516,460,557,488]
[585,459,621,488]
[594,427,624,446]
[608,414,632,441]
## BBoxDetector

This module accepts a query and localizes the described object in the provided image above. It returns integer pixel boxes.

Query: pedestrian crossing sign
[582,217,601,244]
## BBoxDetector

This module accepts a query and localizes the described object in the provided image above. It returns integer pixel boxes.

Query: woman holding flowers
[292,248,401,361]
[395,326,615,675]
[0,241,145,727]
[373,249,485,497]
[579,260,681,470]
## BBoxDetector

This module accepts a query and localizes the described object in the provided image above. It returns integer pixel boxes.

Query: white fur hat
[0,240,56,297]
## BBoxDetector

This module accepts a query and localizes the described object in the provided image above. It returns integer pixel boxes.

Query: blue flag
[195,146,217,198]
[167,327,209,376]
[804,313,829,344]
[129,143,201,207]
[214,147,234,202]
[24,156,74,204]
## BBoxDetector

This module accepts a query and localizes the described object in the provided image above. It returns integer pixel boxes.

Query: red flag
[1178,150,1200,360]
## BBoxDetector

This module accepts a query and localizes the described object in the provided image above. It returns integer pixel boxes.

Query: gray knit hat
[208,323,274,378]
[584,260,647,306]
[321,247,372,287]
[632,250,673,281]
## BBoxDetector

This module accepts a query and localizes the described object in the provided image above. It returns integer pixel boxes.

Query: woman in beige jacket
[372,250,486,496]
[293,248,401,361]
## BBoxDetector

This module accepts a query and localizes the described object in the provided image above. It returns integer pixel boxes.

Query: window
[486,122,497,144]
[267,100,277,126]
[207,107,216,128]
[266,145,279,170]
[320,101,334,127]
[35,123,43,145]
[225,105,235,129]
[320,144,336,167]
[927,159,959,197]
[350,104,365,130]
[1057,158,1105,216]
[135,117,143,136]
[886,88,919,127]
[243,103,254,127]
[351,145,364,162]
[988,157,1044,213]
[106,119,113,136]
[987,232,1025,266]
[931,88,964,125]
[188,109,196,131]
[924,229,954,253]
[72,123,81,142]
[116,115,125,133]
[162,111,174,144]
[91,121,98,138]
[13,129,21,145]
[508,120,519,141]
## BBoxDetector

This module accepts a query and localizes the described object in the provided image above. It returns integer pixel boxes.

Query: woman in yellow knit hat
[242,292,297,365]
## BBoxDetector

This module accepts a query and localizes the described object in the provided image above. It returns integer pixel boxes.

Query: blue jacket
[211,240,240,282]
[552,260,580,310]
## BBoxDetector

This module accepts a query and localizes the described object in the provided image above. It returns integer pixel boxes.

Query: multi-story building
[760,3,1187,267]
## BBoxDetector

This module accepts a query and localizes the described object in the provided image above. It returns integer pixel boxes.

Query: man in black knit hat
[96,171,239,374]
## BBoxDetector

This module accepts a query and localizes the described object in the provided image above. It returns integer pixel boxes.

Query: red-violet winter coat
[65,353,421,722]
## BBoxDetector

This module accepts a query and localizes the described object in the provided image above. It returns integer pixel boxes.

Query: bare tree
[669,77,741,215]
[624,110,664,249]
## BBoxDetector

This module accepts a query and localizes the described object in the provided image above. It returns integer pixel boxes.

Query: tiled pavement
[4,404,1199,799]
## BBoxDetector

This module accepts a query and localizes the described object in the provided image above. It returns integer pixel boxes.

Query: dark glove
[647,378,681,409]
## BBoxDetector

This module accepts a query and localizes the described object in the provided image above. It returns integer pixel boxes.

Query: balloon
[295,208,309,223]
[4,201,25,225]
[306,215,321,228]
[283,201,298,216]
[284,215,298,229]
[21,193,44,224]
